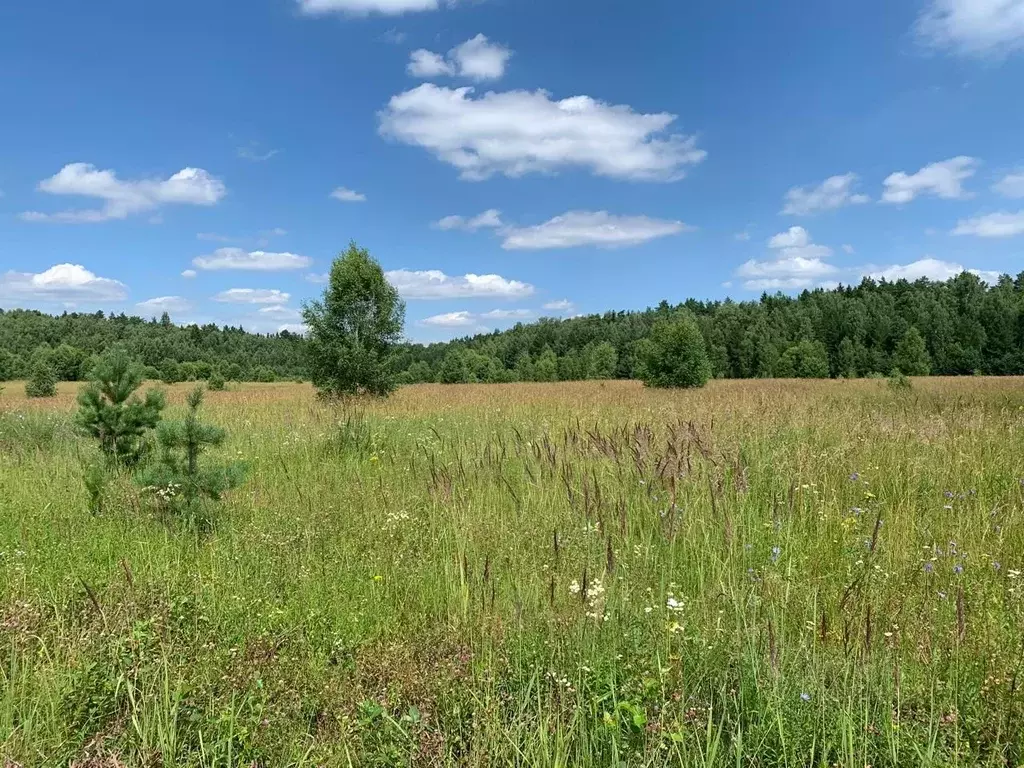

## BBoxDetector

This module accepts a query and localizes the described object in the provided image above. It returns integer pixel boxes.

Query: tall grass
[1,378,1023,766]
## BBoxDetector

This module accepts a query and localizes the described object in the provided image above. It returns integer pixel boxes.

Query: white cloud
[482,308,533,319]
[192,248,313,271]
[543,299,575,312]
[916,0,1024,57]
[237,142,279,162]
[434,209,503,231]
[278,323,309,335]
[994,172,1024,198]
[450,35,512,81]
[501,211,690,250]
[767,226,811,249]
[297,0,448,14]
[842,244,856,254]
[865,258,1002,284]
[952,210,1024,237]
[330,187,367,202]
[258,304,303,321]
[214,288,291,304]
[385,269,534,299]
[782,173,870,215]
[379,84,706,181]
[0,264,127,303]
[137,296,192,314]
[410,34,512,81]
[735,227,836,290]
[181,269,197,279]
[21,163,225,223]
[408,49,454,77]
[881,156,977,204]
[305,273,328,284]
[422,310,477,327]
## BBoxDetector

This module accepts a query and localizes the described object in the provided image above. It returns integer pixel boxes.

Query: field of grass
[2,378,1024,766]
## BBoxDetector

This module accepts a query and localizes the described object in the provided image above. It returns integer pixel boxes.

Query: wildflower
[770,546,781,564]
[944,491,954,499]
[568,580,581,595]
[644,606,653,615]
[993,562,1001,572]
[800,693,811,702]
[850,507,863,516]
[666,597,684,613]
[953,564,963,575]
[668,622,684,634]
[923,562,934,573]
[849,472,860,482]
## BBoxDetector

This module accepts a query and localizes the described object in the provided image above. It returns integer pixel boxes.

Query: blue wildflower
[800,692,811,702]
[770,546,781,563]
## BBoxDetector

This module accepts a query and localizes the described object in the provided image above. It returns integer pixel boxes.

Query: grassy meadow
[2,378,1024,766]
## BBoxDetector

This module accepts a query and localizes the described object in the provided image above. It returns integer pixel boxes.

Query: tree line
[4,265,1024,388]
[0,308,306,384]
[395,271,1024,383]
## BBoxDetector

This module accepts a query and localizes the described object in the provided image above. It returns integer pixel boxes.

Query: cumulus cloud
[994,172,1024,198]
[952,210,1024,237]
[421,310,477,327]
[213,288,291,304]
[277,323,309,335]
[734,227,836,290]
[543,299,575,313]
[258,304,303,321]
[408,49,454,77]
[385,269,534,299]
[881,156,977,204]
[192,248,313,271]
[137,296,192,314]
[330,187,367,202]
[20,163,225,223]
[379,84,706,181]
[501,211,690,250]
[409,34,512,81]
[181,270,197,279]
[433,209,503,231]
[482,308,533,319]
[0,264,127,303]
[916,0,1024,56]
[782,173,870,215]
[297,0,450,14]
[421,308,530,328]
[865,258,1002,284]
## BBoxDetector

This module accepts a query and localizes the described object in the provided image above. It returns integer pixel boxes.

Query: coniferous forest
[4,271,1024,384]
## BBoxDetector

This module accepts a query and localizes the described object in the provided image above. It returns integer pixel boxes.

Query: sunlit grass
[2,378,1023,766]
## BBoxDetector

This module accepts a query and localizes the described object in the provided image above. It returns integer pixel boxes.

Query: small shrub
[887,368,912,391]
[25,361,58,398]
[139,387,246,529]
[638,313,711,389]
[207,371,226,391]
[75,348,165,467]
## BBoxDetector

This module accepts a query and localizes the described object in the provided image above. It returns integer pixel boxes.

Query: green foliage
[0,348,23,381]
[639,313,711,389]
[225,362,244,381]
[438,349,474,384]
[253,365,277,383]
[207,371,226,391]
[75,348,166,466]
[159,357,181,384]
[24,360,58,398]
[587,341,618,379]
[893,327,931,376]
[887,368,913,391]
[533,347,559,382]
[778,339,830,378]
[303,243,405,398]
[138,387,246,526]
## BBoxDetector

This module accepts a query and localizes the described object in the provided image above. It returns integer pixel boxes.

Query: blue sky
[1,0,1023,342]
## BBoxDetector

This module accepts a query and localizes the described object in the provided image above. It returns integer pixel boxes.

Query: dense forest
[0,309,306,383]
[3,271,1024,384]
